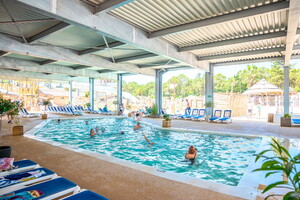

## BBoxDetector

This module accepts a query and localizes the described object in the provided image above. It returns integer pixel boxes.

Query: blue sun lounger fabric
[178,108,191,118]
[184,109,199,119]
[63,190,109,200]
[292,119,300,124]
[0,160,38,177]
[192,109,206,120]
[209,110,222,121]
[218,110,232,123]
[4,177,78,200]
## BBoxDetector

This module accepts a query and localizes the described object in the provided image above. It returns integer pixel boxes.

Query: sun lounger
[184,109,199,119]
[0,159,39,177]
[208,110,222,122]
[62,190,109,200]
[192,109,206,121]
[178,108,191,119]
[217,110,232,123]
[23,108,40,117]
[292,119,300,125]
[1,177,80,200]
[0,167,57,195]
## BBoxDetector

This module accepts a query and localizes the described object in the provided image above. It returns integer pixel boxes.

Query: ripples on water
[34,118,261,186]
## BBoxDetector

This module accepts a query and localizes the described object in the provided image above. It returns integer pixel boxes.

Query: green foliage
[85,102,91,108]
[205,101,214,108]
[163,114,171,121]
[151,104,158,116]
[123,81,155,97]
[253,138,300,199]
[43,100,50,106]
[284,113,291,118]
[0,95,15,116]
[85,91,90,98]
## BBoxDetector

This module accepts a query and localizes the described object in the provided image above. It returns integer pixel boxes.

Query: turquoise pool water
[34,118,261,186]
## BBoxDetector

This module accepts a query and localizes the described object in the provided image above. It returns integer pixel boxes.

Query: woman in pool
[185,145,198,161]
[133,122,142,130]
[142,132,154,147]
[95,127,99,134]
[90,129,96,136]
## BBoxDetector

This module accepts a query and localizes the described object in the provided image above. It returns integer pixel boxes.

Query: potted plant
[253,138,300,199]
[12,116,23,136]
[281,113,292,127]
[7,101,24,135]
[162,114,171,127]
[204,101,214,120]
[42,100,50,119]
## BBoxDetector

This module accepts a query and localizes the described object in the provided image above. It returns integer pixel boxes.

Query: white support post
[69,80,73,107]
[283,66,290,114]
[89,77,95,110]
[117,74,123,110]
[155,70,164,116]
[205,63,214,117]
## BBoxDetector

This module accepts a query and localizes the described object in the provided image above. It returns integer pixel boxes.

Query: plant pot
[128,113,132,117]
[162,120,171,127]
[281,117,291,127]
[42,114,47,119]
[13,126,23,136]
[0,146,11,158]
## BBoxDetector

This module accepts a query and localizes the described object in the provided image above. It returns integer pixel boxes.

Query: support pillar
[283,66,290,114]
[155,69,164,115]
[117,74,123,110]
[69,81,73,107]
[205,63,214,116]
[89,77,95,110]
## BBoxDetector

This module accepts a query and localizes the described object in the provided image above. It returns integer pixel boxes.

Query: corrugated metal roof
[94,44,147,59]
[110,0,285,33]
[210,52,282,63]
[163,10,288,48]
[38,26,116,51]
[81,0,107,6]
[192,37,286,56]
[0,2,60,38]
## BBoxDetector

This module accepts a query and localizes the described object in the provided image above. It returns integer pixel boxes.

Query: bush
[204,101,214,108]
[151,104,158,116]
[284,113,291,118]
[85,103,91,108]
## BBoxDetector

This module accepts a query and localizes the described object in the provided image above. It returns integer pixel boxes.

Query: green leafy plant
[0,95,15,134]
[151,104,158,117]
[43,100,50,114]
[253,138,300,200]
[204,101,214,108]
[85,102,91,108]
[163,114,171,121]
[284,113,291,118]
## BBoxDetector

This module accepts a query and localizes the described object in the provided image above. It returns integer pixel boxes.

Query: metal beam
[27,22,70,44]
[150,1,289,38]
[0,51,10,57]
[115,53,158,63]
[39,60,57,65]
[198,47,286,61]
[138,60,179,68]
[180,30,298,52]
[79,41,125,55]
[165,66,193,72]
[205,64,214,116]
[283,66,290,114]
[155,69,163,115]
[284,0,300,66]
[97,69,115,73]
[12,0,206,70]
[69,65,91,70]
[117,73,123,110]
[94,0,134,14]
[89,77,95,110]
[0,57,107,78]
[0,34,155,76]
[0,18,57,25]
[69,80,73,106]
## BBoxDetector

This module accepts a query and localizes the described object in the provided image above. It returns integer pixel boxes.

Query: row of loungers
[86,107,113,115]
[164,109,232,123]
[47,106,83,116]
[0,159,108,200]
[19,108,41,118]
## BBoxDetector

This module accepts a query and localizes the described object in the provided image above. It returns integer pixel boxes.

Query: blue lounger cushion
[292,119,300,124]
[209,117,219,121]
[13,160,37,169]
[8,177,77,199]
[219,117,230,121]
[64,190,109,200]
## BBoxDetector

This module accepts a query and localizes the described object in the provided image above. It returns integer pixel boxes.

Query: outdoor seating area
[0,159,108,200]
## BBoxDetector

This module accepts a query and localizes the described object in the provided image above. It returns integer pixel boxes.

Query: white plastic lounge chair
[0,167,57,195]
[192,109,206,121]
[0,159,39,177]
[184,109,199,119]
[217,110,232,124]
[208,110,222,122]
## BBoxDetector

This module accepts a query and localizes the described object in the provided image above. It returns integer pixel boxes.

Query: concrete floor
[0,115,299,200]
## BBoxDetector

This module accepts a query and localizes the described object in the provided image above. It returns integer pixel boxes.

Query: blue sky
[123,59,300,84]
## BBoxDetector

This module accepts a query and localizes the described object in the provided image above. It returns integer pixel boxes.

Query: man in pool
[133,122,142,130]
[85,121,89,125]
[95,126,99,134]
[57,119,61,124]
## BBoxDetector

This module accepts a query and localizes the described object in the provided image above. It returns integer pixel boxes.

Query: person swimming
[95,126,99,134]
[85,121,89,125]
[101,127,105,132]
[133,122,142,130]
[142,132,154,147]
[90,129,96,136]
[184,145,198,163]
[120,131,125,135]
[57,119,61,124]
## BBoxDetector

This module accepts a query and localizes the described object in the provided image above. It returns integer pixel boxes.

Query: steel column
[205,64,214,116]
[69,80,73,107]
[89,77,95,110]
[283,66,290,114]
[155,70,164,115]
[117,74,123,110]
